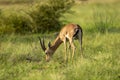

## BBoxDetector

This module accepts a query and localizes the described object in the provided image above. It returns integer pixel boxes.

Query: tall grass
[92,3,120,33]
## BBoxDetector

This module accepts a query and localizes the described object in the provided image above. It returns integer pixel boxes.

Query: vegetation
[30,0,74,33]
[0,0,74,34]
[0,0,120,80]
[92,3,120,33]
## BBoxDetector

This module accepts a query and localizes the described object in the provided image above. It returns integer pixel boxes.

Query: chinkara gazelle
[39,24,83,62]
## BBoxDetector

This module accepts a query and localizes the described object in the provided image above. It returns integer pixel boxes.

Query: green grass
[0,0,120,80]
[0,32,120,80]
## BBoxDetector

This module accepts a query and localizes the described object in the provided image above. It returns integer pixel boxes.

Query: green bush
[0,11,35,34]
[0,10,15,34]
[30,0,74,33]
[0,0,74,34]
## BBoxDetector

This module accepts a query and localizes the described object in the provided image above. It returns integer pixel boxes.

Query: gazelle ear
[48,41,51,48]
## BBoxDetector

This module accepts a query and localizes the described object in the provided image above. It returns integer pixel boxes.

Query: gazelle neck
[50,35,63,53]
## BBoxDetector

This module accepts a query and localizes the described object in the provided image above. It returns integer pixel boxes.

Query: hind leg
[69,39,76,58]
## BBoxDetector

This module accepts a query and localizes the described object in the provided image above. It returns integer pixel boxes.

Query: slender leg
[72,43,75,58]
[68,43,71,60]
[63,38,67,61]
[69,39,75,58]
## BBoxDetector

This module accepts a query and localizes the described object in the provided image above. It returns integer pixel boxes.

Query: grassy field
[0,0,120,80]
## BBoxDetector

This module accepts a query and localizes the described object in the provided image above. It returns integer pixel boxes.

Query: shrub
[0,0,74,34]
[0,10,14,34]
[30,0,74,33]
[0,11,34,34]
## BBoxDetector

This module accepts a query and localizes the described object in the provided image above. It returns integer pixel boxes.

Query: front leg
[63,38,67,61]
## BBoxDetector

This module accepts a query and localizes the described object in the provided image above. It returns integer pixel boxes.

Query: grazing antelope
[39,24,83,62]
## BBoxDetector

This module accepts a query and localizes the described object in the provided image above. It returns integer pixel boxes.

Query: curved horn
[38,37,46,51]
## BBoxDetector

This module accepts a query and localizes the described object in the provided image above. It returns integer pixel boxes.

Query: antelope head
[38,37,53,62]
